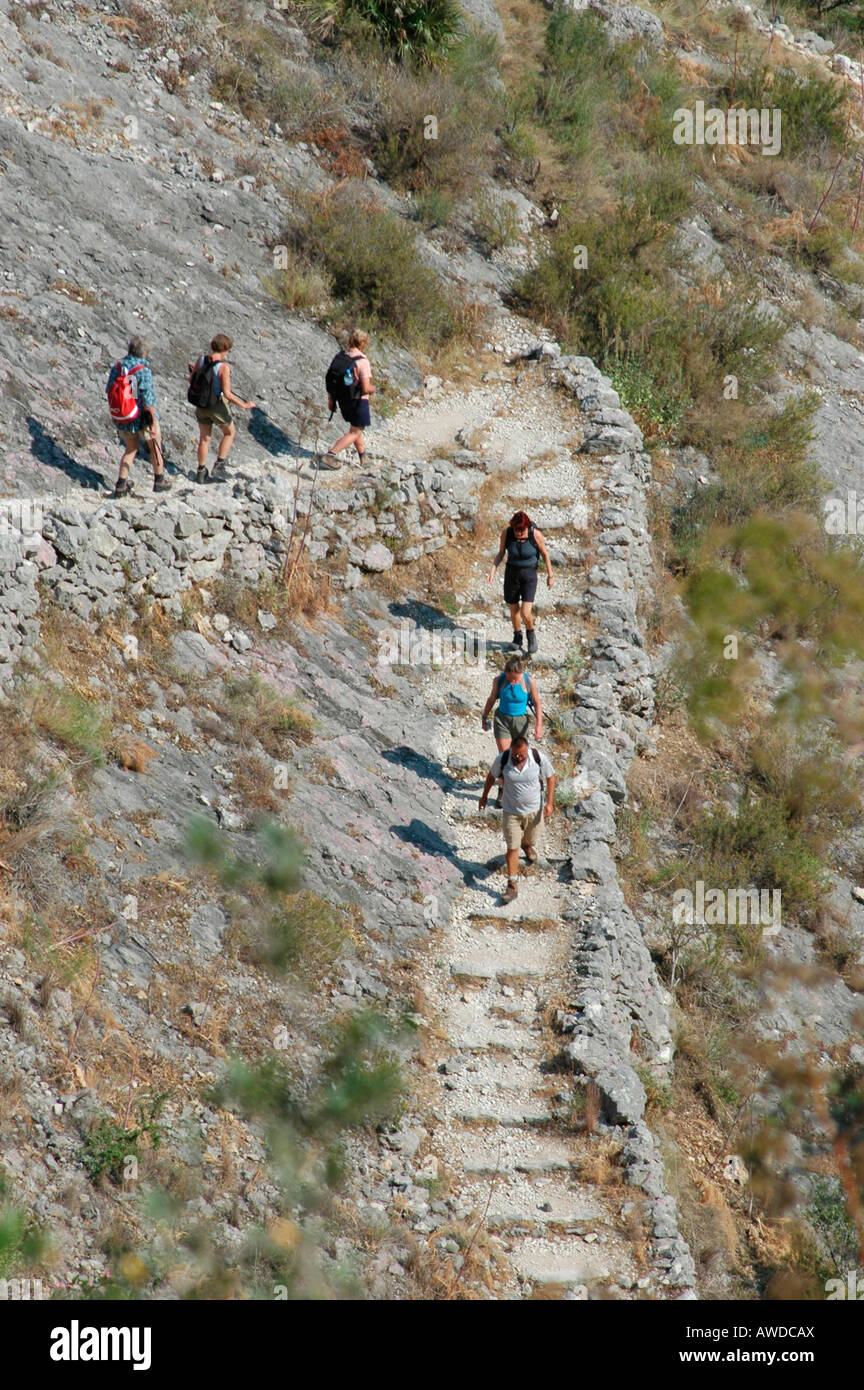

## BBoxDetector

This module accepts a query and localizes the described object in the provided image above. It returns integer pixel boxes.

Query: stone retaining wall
[552,354,697,1295]
[0,456,478,694]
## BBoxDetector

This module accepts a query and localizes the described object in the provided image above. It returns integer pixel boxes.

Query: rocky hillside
[4,0,864,1309]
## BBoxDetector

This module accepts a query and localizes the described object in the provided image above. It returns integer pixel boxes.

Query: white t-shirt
[490,748,554,815]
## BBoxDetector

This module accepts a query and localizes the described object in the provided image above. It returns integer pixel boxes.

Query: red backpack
[107,361,144,424]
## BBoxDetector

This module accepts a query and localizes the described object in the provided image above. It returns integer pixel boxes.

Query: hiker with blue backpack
[479,734,556,904]
[188,333,254,485]
[481,655,544,807]
[106,337,170,498]
[487,510,554,655]
[320,328,375,470]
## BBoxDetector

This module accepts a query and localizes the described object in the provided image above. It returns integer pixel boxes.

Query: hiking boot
[526,629,538,655]
[195,466,208,485]
[522,844,538,864]
[153,473,172,493]
[209,459,229,482]
[506,630,524,653]
[113,479,134,499]
[502,880,519,904]
[318,451,342,471]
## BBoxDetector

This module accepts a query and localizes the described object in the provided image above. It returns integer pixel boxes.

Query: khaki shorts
[493,710,533,744]
[503,807,543,852]
[196,399,233,427]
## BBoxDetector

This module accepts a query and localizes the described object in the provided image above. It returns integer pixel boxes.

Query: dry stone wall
[552,353,697,1294]
[0,457,478,693]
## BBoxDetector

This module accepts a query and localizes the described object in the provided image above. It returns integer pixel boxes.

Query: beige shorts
[196,399,233,427]
[503,808,543,851]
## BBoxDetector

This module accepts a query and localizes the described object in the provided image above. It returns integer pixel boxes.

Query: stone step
[441,999,537,1052]
[462,883,567,920]
[449,926,562,974]
[453,1132,575,1177]
[509,1236,611,1289]
[461,1176,604,1233]
[450,942,555,985]
[444,1093,553,1126]
[466,912,560,932]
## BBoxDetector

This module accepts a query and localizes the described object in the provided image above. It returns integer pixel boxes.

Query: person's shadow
[382,746,479,804]
[27,417,104,491]
[247,407,320,464]
[390,818,500,898]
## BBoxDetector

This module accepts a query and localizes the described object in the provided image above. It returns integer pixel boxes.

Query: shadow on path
[382,745,479,804]
[27,417,104,491]
[390,818,499,898]
[248,407,320,463]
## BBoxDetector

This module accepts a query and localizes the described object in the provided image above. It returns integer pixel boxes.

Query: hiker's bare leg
[505,847,520,881]
[148,422,164,477]
[494,732,510,799]
[117,433,138,482]
[197,422,213,470]
[331,425,362,455]
[522,599,535,633]
[216,421,236,461]
[509,600,522,634]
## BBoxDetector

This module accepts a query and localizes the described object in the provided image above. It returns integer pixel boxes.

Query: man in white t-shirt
[479,735,556,903]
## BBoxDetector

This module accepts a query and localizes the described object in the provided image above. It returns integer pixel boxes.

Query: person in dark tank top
[487,510,554,655]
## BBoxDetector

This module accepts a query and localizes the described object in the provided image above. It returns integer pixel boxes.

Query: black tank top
[505,525,539,570]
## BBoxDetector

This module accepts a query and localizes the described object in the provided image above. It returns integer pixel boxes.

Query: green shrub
[263,890,353,977]
[673,395,822,557]
[734,66,847,156]
[286,187,462,350]
[533,8,685,159]
[471,190,520,251]
[219,671,315,755]
[81,1097,166,1187]
[0,1170,46,1278]
[311,0,463,64]
[265,249,332,316]
[689,795,828,923]
[34,687,110,766]
[413,188,454,228]
[370,37,504,197]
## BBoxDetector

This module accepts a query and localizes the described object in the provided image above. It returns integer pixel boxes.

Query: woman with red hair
[487,510,554,655]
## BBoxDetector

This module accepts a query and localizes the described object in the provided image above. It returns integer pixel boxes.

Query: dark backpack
[326,350,363,407]
[187,355,220,409]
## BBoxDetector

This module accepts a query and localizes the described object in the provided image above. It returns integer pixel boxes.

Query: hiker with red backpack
[106,337,170,498]
[479,735,556,904]
[320,328,375,470]
[487,510,554,655]
[188,333,254,485]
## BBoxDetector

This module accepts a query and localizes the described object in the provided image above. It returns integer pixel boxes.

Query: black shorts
[339,397,371,429]
[503,566,538,605]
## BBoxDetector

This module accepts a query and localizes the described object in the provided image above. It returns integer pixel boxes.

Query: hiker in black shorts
[487,510,554,654]
[320,327,375,470]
